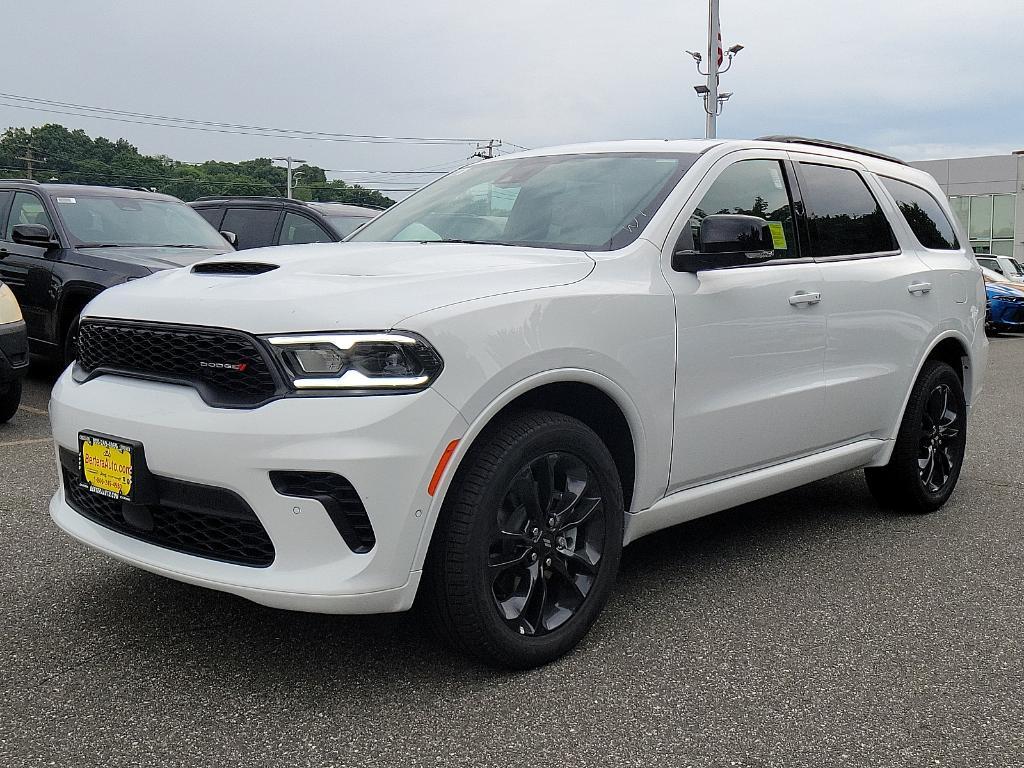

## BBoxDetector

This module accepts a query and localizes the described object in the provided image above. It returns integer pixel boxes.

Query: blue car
[986,278,1024,335]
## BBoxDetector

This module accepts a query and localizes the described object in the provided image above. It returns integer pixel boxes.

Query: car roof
[493,137,920,180]
[189,196,379,216]
[305,202,379,216]
[0,181,184,202]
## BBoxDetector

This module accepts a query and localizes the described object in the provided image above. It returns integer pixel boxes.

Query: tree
[0,123,395,207]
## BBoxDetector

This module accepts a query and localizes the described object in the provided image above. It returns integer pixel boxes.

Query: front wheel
[423,409,623,669]
[865,361,967,513]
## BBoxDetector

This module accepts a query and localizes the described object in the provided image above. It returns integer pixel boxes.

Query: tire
[423,409,624,669]
[0,378,22,424]
[865,361,967,513]
[62,317,80,368]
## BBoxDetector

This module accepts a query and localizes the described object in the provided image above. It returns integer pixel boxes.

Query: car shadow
[53,468,885,700]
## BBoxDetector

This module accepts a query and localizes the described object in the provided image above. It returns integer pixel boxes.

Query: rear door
[661,150,828,491]
[277,211,334,246]
[790,155,936,445]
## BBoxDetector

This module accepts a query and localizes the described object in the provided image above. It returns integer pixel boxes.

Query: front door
[660,152,828,492]
[0,191,59,343]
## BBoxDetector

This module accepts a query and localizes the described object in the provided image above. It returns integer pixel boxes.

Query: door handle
[788,291,821,306]
[908,281,932,295]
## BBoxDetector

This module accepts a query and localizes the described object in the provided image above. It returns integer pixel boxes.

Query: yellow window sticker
[767,221,787,250]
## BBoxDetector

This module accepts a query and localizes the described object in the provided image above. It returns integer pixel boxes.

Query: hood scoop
[192,262,279,276]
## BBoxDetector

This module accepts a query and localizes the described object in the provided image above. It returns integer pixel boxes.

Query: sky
[4,0,1023,196]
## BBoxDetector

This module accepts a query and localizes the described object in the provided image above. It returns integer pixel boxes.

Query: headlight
[266,332,443,391]
[0,284,23,325]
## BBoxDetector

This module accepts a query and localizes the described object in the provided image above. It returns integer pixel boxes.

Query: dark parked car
[189,197,380,250]
[0,181,233,364]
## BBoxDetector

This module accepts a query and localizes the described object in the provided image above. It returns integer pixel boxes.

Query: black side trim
[270,471,375,553]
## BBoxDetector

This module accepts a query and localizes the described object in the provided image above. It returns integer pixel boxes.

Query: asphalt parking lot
[2,340,1023,768]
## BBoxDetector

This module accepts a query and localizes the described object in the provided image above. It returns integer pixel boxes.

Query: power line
[0,91,495,146]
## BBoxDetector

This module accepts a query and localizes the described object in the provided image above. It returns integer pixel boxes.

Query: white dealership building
[911,151,1024,261]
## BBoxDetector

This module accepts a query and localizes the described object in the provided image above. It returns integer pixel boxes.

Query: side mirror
[11,223,58,250]
[219,230,239,247]
[672,214,775,272]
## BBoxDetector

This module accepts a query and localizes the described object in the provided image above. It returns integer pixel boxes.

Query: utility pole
[14,145,40,180]
[471,139,501,160]
[272,156,307,199]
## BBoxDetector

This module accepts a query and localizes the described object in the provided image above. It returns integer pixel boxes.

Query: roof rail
[755,135,908,166]
[0,178,41,185]
[192,195,289,202]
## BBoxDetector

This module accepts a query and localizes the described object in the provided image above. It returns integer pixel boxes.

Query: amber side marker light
[428,440,460,496]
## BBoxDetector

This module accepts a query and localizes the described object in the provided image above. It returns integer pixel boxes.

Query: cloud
[1,0,1021,173]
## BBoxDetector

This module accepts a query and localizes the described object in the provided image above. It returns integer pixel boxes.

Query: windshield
[1009,258,1024,276]
[349,152,697,251]
[53,195,228,249]
[324,214,373,238]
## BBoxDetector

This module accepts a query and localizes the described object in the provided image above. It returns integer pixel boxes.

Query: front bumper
[990,298,1024,331]
[49,370,467,613]
[0,320,29,384]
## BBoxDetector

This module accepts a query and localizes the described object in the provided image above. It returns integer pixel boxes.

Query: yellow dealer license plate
[79,433,135,502]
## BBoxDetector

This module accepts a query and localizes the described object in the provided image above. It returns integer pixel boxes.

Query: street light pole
[272,156,308,199]
[686,1,742,139]
[706,0,720,139]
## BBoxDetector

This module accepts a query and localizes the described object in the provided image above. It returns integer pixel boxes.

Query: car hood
[82,242,595,332]
[986,281,1024,299]
[75,246,232,270]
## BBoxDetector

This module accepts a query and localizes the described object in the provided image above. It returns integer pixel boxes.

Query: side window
[220,208,281,250]
[976,257,1001,273]
[194,206,224,229]
[279,212,333,246]
[688,159,798,259]
[5,192,56,240]
[799,163,897,258]
[0,191,12,235]
[880,176,959,250]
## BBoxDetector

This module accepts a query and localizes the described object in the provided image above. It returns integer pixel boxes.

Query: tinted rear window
[880,176,959,250]
[799,163,897,258]
[221,208,280,250]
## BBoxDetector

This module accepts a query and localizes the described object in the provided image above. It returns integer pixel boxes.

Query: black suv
[0,181,232,363]
[189,197,379,250]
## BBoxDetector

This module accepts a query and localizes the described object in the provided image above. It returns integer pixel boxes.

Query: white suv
[49,137,987,668]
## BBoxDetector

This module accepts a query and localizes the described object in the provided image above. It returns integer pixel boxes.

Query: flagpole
[706,0,720,139]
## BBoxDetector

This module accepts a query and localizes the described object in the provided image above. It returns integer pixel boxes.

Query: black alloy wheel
[424,409,623,669]
[489,451,606,637]
[917,383,961,494]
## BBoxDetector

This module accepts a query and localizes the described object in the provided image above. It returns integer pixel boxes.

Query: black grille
[192,262,279,275]
[60,449,274,567]
[270,471,375,553]
[76,320,281,408]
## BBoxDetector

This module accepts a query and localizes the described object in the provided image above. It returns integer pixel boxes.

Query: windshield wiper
[153,244,211,249]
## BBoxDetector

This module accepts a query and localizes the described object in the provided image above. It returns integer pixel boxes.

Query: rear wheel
[424,409,623,669]
[0,379,22,424]
[865,361,967,513]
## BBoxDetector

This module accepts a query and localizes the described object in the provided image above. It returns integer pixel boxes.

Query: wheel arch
[410,369,647,573]
[868,330,974,467]
[56,284,102,343]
